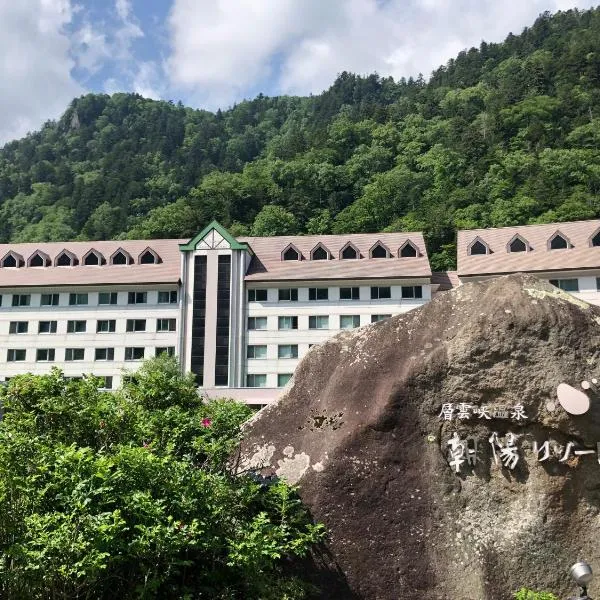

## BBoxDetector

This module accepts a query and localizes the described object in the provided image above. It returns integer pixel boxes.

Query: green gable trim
[179,220,249,252]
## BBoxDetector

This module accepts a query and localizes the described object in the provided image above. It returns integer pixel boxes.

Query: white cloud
[167,0,599,108]
[0,0,83,145]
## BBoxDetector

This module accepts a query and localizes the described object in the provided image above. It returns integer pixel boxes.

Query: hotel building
[0,222,433,407]
[457,219,600,306]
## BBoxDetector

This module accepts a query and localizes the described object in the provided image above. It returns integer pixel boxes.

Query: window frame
[156,318,176,332]
[370,286,391,300]
[124,346,145,361]
[94,347,115,361]
[69,292,89,306]
[308,287,328,301]
[41,293,59,306]
[308,315,329,330]
[340,314,361,329]
[247,344,268,359]
[157,290,178,304]
[340,287,360,300]
[126,319,147,333]
[96,319,116,333]
[65,348,85,361]
[248,289,268,302]
[278,288,298,302]
[401,285,423,299]
[67,320,87,334]
[248,316,268,330]
[98,292,118,305]
[278,316,298,330]
[39,320,57,334]
[36,348,55,362]
[128,291,147,305]
[7,348,26,362]
[278,344,298,359]
[246,373,267,388]
[9,321,28,334]
[12,294,31,307]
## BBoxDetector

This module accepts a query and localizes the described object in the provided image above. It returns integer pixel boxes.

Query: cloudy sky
[0,0,598,145]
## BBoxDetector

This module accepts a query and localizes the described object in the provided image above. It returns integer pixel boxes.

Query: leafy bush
[514,588,559,600]
[0,356,324,599]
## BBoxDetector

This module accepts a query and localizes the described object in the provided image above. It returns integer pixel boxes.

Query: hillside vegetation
[2,7,600,268]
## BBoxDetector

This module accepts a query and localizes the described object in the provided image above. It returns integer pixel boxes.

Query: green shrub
[514,588,559,600]
[0,357,324,599]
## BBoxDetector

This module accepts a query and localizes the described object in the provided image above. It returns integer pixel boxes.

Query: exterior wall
[460,270,600,307]
[244,279,431,391]
[0,285,179,387]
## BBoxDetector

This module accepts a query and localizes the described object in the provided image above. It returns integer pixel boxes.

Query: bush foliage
[514,588,559,600]
[0,357,324,599]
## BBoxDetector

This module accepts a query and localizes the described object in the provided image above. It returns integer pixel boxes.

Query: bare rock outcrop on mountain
[237,274,600,600]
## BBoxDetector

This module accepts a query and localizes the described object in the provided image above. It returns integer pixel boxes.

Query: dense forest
[2,7,600,269]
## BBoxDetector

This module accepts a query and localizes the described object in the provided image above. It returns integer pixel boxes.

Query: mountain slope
[2,7,600,268]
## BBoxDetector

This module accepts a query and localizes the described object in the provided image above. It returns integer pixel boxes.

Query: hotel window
[39,320,57,334]
[111,250,130,265]
[155,346,175,357]
[140,250,159,264]
[67,320,87,333]
[158,290,178,304]
[36,348,55,362]
[597,277,600,291]
[248,289,268,302]
[157,318,176,332]
[278,373,293,387]
[124,347,145,361]
[95,348,115,361]
[278,344,298,359]
[278,288,298,301]
[2,254,19,268]
[56,252,75,266]
[9,321,28,334]
[371,314,391,323]
[99,376,113,390]
[401,286,423,299]
[340,315,361,329]
[246,374,267,388]
[12,294,30,307]
[309,315,329,329]
[247,345,267,359]
[311,246,329,260]
[69,293,88,306]
[278,316,298,330]
[308,288,328,301]
[98,292,118,305]
[248,316,268,330]
[340,287,360,300]
[41,293,59,306]
[371,286,391,300]
[126,319,146,332]
[84,251,102,266]
[97,320,116,333]
[549,278,579,292]
[65,348,85,361]
[7,349,26,362]
[128,291,147,304]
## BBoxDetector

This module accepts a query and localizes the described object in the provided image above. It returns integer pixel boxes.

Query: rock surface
[237,274,600,600]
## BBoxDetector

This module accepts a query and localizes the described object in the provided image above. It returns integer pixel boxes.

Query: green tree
[251,205,299,236]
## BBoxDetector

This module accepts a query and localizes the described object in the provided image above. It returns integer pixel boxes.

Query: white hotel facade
[0,222,433,407]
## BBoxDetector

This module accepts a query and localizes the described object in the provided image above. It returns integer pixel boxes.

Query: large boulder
[237,274,600,600]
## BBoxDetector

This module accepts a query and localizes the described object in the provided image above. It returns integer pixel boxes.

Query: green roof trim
[179,220,249,252]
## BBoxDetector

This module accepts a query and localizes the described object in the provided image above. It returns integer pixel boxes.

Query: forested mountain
[2,7,600,269]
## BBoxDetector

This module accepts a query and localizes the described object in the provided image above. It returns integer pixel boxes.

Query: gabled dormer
[467,237,490,256]
[548,230,572,250]
[590,227,600,248]
[83,249,105,266]
[369,241,391,259]
[1,250,24,268]
[54,249,78,267]
[139,247,161,264]
[507,234,530,253]
[399,240,420,258]
[27,250,50,267]
[281,243,302,261]
[110,248,133,265]
[340,242,360,260]
[310,243,331,261]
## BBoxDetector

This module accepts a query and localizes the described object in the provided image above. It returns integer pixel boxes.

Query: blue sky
[0,0,598,144]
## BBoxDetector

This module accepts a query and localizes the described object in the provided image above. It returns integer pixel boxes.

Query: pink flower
[201,418,212,428]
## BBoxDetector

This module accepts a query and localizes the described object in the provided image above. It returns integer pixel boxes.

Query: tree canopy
[2,8,600,268]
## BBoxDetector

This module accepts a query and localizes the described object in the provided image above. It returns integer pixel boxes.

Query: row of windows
[248,285,423,303]
[2,290,178,308]
[468,230,600,256]
[547,277,600,292]
[281,240,420,262]
[247,373,292,388]
[0,248,162,269]
[6,346,175,362]
[248,313,392,331]
[6,318,177,335]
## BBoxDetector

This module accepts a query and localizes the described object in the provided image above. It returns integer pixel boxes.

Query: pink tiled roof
[0,239,182,288]
[457,219,600,276]
[240,232,431,281]
[431,271,460,291]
